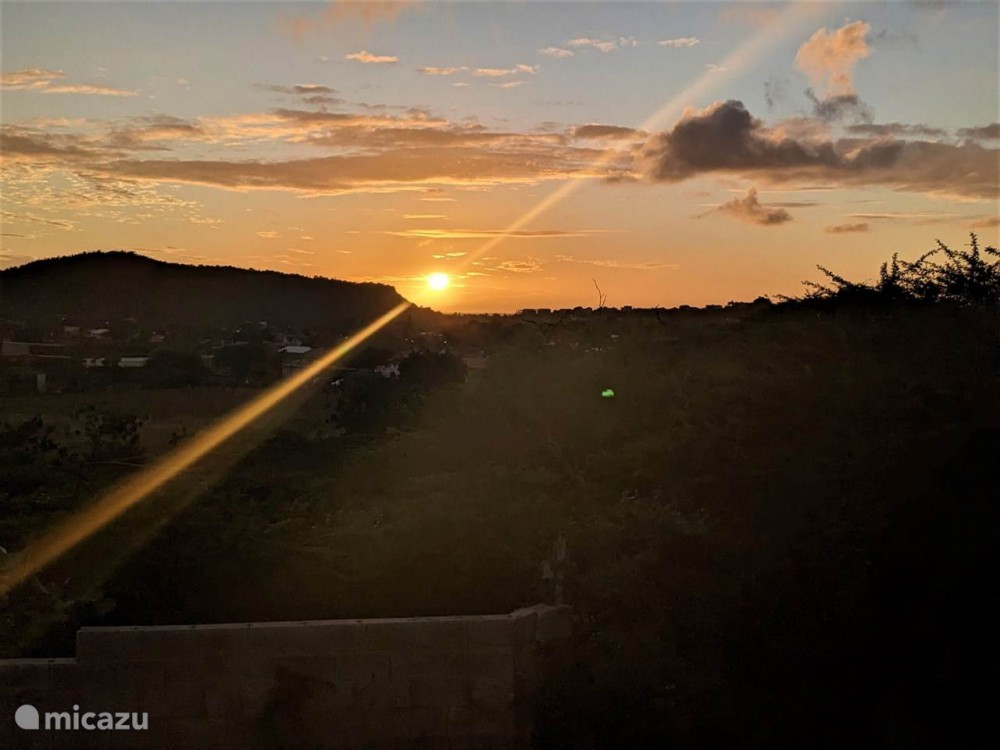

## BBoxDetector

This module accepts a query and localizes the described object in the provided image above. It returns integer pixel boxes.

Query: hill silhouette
[0,251,407,334]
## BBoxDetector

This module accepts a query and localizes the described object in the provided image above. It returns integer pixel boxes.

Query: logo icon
[15,704,39,731]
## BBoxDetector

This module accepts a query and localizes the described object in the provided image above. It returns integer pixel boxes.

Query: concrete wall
[0,604,571,749]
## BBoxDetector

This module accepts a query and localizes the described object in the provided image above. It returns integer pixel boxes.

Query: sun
[427,272,449,291]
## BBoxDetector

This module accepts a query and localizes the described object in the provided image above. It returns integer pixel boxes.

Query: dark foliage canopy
[790,233,1000,309]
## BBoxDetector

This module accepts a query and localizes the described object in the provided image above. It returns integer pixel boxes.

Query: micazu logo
[15,704,148,731]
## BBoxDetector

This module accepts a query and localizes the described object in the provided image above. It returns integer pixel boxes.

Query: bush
[791,233,999,308]
[398,349,467,390]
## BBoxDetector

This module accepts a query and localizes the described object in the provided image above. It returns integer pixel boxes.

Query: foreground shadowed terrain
[1,239,998,747]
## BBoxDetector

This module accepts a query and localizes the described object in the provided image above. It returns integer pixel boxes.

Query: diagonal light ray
[1,2,829,597]
[443,0,828,280]
[0,302,411,597]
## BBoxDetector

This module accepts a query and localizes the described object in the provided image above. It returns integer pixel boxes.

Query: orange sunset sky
[1,0,998,312]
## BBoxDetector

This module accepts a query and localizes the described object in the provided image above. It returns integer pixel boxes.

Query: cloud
[825,222,870,233]
[345,50,398,64]
[472,65,537,78]
[199,107,454,145]
[795,20,871,98]
[303,95,343,107]
[16,117,87,130]
[958,123,1000,141]
[1,68,136,96]
[555,255,676,270]
[567,37,638,53]
[770,200,820,208]
[44,84,137,97]
[640,100,999,199]
[281,1,419,38]
[643,101,839,181]
[971,216,1000,228]
[847,211,951,220]
[0,69,64,90]
[658,37,700,48]
[0,128,100,161]
[386,228,604,239]
[845,211,963,225]
[705,63,729,73]
[847,122,947,138]
[403,214,447,219]
[490,81,527,90]
[572,124,644,140]
[494,258,543,273]
[539,47,574,58]
[763,77,787,111]
[106,115,207,150]
[416,66,467,75]
[255,83,338,95]
[0,210,75,230]
[806,90,873,124]
[707,187,792,226]
[8,92,992,205]
[256,230,279,238]
[1,102,631,202]
[93,137,605,194]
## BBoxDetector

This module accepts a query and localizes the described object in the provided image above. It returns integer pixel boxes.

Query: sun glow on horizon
[427,272,450,291]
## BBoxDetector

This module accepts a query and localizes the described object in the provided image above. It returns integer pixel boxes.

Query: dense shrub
[791,233,999,308]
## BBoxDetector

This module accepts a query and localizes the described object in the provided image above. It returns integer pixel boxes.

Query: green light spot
[601,388,615,398]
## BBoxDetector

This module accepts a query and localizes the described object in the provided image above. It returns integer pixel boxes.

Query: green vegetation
[1,236,998,745]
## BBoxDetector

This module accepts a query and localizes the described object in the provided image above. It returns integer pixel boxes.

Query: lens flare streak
[0,302,411,597]
[0,3,828,596]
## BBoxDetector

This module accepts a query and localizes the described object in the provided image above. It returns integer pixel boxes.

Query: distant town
[0,297,775,396]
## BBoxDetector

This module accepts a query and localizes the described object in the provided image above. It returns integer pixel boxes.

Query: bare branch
[593,278,607,314]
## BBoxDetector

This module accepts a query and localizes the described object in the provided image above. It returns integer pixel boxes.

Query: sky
[1,0,998,312]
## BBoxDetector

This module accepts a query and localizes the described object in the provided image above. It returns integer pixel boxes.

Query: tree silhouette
[792,233,999,308]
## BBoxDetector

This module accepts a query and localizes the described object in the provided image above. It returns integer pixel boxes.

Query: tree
[77,405,145,461]
[398,349,467,390]
[215,342,270,384]
[791,234,1000,308]
[146,351,207,388]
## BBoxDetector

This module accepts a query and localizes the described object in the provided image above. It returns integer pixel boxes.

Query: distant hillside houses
[1,340,71,360]
[279,345,316,377]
